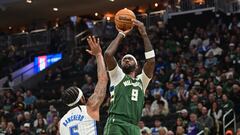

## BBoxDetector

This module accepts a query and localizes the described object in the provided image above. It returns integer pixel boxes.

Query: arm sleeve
[138,70,151,93]
[215,110,222,120]
[108,65,125,86]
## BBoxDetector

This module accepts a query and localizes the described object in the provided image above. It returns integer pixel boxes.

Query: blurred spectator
[5,122,16,135]
[23,112,33,127]
[33,113,47,128]
[189,34,202,49]
[142,101,153,117]
[20,123,34,135]
[166,130,174,135]
[198,107,213,134]
[83,57,96,74]
[3,91,14,113]
[13,113,24,134]
[34,118,47,134]
[208,102,222,135]
[151,81,164,97]
[205,42,223,57]
[188,94,198,113]
[39,129,48,135]
[177,79,189,102]
[173,117,186,133]
[139,120,151,135]
[159,127,168,135]
[205,51,218,68]
[0,121,7,134]
[81,74,95,98]
[72,58,85,75]
[151,94,169,116]
[178,109,189,127]
[12,96,25,113]
[164,82,177,102]
[144,89,155,103]
[46,105,59,125]
[46,116,59,135]
[24,90,37,107]
[187,113,202,135]
[176,126,186,135]
[221,94,234,114]
[229,84,240,115]
[169,67,184,85]
[150,119,162,135]
[3,75,14,89]
[216,85,223,104]
[196,102,203,117]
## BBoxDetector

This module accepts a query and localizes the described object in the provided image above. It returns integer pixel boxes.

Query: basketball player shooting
[59,36,108,135]
[104,19,155,135]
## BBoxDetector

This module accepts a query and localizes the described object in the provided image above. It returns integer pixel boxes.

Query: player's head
[62,86,86,107]
[121,54,137,74]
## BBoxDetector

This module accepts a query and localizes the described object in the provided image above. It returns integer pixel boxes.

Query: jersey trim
[108,65,125,86]
[137,70,151,93]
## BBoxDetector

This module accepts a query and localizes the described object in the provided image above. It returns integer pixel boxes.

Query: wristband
[119,32,126,38]
[145,50,155,59]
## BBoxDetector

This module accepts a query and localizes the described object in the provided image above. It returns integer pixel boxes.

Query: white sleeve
[137,70,151,93]
[215,110,222,120]
[108,65,125,86]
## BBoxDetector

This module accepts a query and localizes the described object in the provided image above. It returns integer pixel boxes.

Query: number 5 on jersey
[131,89,138,101]
[69,125,79,135]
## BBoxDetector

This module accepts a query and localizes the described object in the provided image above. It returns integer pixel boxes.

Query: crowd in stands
[0,13,240,135]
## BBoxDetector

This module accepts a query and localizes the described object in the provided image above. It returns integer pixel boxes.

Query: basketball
[114,8,136,31]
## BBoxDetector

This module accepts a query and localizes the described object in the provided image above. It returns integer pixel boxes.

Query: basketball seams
[114,8,136,31]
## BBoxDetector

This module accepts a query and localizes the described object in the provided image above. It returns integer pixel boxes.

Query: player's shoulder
[60,106,80,120]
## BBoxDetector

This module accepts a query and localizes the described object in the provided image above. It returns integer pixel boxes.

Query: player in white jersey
[59,36,108,135]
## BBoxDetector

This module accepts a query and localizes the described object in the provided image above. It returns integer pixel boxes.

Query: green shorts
[104,116,140,135]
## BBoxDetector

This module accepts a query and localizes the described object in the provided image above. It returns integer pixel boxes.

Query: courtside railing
[197,130,204,135]
[223,109,237,135]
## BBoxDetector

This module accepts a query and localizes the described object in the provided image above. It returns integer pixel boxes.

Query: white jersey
[59,105,97,135]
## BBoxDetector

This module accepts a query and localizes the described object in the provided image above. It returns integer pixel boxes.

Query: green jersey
[108,65,151,124]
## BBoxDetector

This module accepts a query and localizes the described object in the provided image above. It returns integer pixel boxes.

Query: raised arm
[86,36,108,121]
[133,19,155,78]
[104,28,132,70]
[104,33,124,70]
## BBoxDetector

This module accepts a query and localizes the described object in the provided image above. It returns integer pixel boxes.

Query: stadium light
[26,0,32,4]
[95,12,98,16]
[53,8,58,11]
[154,3,158,7]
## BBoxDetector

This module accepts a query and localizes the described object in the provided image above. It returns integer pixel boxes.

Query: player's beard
[122,64,136,74]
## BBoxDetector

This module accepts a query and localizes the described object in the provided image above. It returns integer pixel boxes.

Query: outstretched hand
[86,36,102,56]
[132,19,147,36]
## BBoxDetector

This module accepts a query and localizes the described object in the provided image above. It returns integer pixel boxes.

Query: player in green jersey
[104,19,155,135]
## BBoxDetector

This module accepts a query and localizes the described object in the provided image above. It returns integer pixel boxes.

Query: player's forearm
[87,54,108,109]
[95,53,107,99]
[142,32,155,78]
[142,34,153,53]
[104,33,124,57]
[96,54,108,82]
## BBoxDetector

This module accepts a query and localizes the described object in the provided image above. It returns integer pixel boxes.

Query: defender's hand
[86,36,102,56]
[132,19,147,36]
